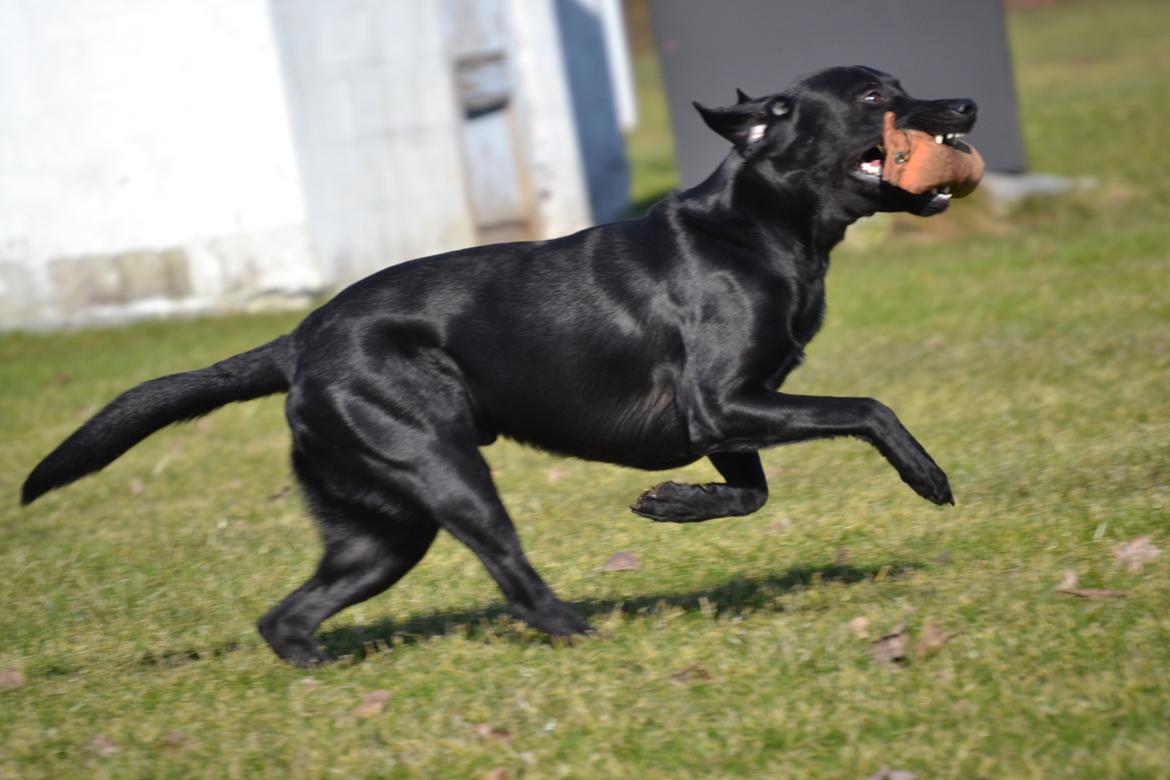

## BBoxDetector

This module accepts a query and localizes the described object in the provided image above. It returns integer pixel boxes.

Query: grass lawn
[3,1,1170,777]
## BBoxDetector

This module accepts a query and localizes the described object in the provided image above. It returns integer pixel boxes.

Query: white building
[0,0,634,330]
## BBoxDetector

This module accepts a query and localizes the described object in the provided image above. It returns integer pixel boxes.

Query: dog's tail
[21,335,293,506]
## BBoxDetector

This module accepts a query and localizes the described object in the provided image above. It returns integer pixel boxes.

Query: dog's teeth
[945,133,955,140]
[934,135,944,144]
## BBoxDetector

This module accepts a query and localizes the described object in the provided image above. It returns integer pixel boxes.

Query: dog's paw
[904,458,954,506]
[926,469,954,505]
[270,635,332,667]
[631,481,677,520]
[521,603,593,637]
[631,480,759,522]
[258,617,332,666]
[631,481,708,522]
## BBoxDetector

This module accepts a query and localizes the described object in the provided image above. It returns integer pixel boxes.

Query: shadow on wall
[553,0,630,224]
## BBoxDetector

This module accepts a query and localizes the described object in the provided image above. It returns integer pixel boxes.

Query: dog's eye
[862,91,883,104]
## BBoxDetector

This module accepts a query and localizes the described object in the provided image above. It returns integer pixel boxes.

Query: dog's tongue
[880,112,984,198]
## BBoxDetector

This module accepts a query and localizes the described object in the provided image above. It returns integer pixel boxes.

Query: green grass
[3,1,1170,776]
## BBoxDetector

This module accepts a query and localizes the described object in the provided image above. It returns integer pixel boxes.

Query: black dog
[23,66,975,665]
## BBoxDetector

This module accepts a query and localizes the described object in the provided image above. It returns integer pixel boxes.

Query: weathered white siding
[0,0,321,329]
[270,0,478,286]
[0,0,633,330]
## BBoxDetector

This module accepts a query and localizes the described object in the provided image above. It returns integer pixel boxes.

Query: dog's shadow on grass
[318,562,914,662]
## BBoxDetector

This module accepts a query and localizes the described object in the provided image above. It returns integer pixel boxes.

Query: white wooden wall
[0,0,633,329]
[0,0,320,330]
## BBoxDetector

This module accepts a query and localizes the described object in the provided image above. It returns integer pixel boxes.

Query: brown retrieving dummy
[881,111,985,197]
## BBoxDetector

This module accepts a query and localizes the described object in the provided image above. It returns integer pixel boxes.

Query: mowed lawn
[3,2,1170,777]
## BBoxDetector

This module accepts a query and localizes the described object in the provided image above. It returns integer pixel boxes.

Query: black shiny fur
[23,67,976,665]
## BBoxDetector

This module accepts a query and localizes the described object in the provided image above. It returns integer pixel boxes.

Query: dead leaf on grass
[866,768,917,780]
[0,668,25,690]
[89,734,118,758]
[766,514,793,533]
[835,547,851,566]
[1059,587,1128,599]
[194,417,212,432]
[670,664,713,684]
[52,372,72,386]
[871,623,909,668]
[268,485,292,501]
[600,551,639,573]
[160,731,187,752]
[129,478,144,496]
[1112,536,1161,572]
[912,620,957,660]
[1055,570,1127,599]
[546,465,565,483]
[846,616,870,639]
[482,768,509,780]
[353,689,390,718]
[472,723,512,744]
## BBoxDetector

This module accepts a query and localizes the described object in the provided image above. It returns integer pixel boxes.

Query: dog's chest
[791,275,827,348]
[762,273,826,388]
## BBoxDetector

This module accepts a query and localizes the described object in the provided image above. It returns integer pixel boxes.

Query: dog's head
[694,65,977,217]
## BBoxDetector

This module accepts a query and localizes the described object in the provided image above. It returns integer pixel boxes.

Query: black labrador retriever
[23,66,976,665]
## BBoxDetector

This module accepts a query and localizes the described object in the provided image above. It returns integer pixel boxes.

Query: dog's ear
[693,101,766,149]
[735,88,753,104]
[693,95,792,151]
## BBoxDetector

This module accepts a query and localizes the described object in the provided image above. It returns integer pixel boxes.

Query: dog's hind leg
[420,442,592,637]
[269,365,590,656]
[631,451,769,522]
[332,430,591,638]
[258,473,438,666]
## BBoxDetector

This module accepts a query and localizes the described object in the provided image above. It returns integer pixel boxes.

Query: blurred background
[0,0,1074,332]
[2,0,640,331]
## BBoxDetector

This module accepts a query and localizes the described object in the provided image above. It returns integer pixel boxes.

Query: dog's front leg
[703,392,952,505]
[632,451,768,522]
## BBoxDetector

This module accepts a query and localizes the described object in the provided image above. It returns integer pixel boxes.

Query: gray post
[649,0,1026,187]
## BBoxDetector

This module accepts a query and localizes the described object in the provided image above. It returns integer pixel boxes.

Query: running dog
[24,66,976,665]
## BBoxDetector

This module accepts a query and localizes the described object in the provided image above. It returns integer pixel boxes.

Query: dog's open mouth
[857,144,885,178]
[851,131,973,217]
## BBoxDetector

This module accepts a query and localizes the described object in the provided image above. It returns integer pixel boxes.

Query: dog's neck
[670,152,870,269]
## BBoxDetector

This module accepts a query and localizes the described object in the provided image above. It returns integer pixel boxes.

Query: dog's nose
[949,98,977,118]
